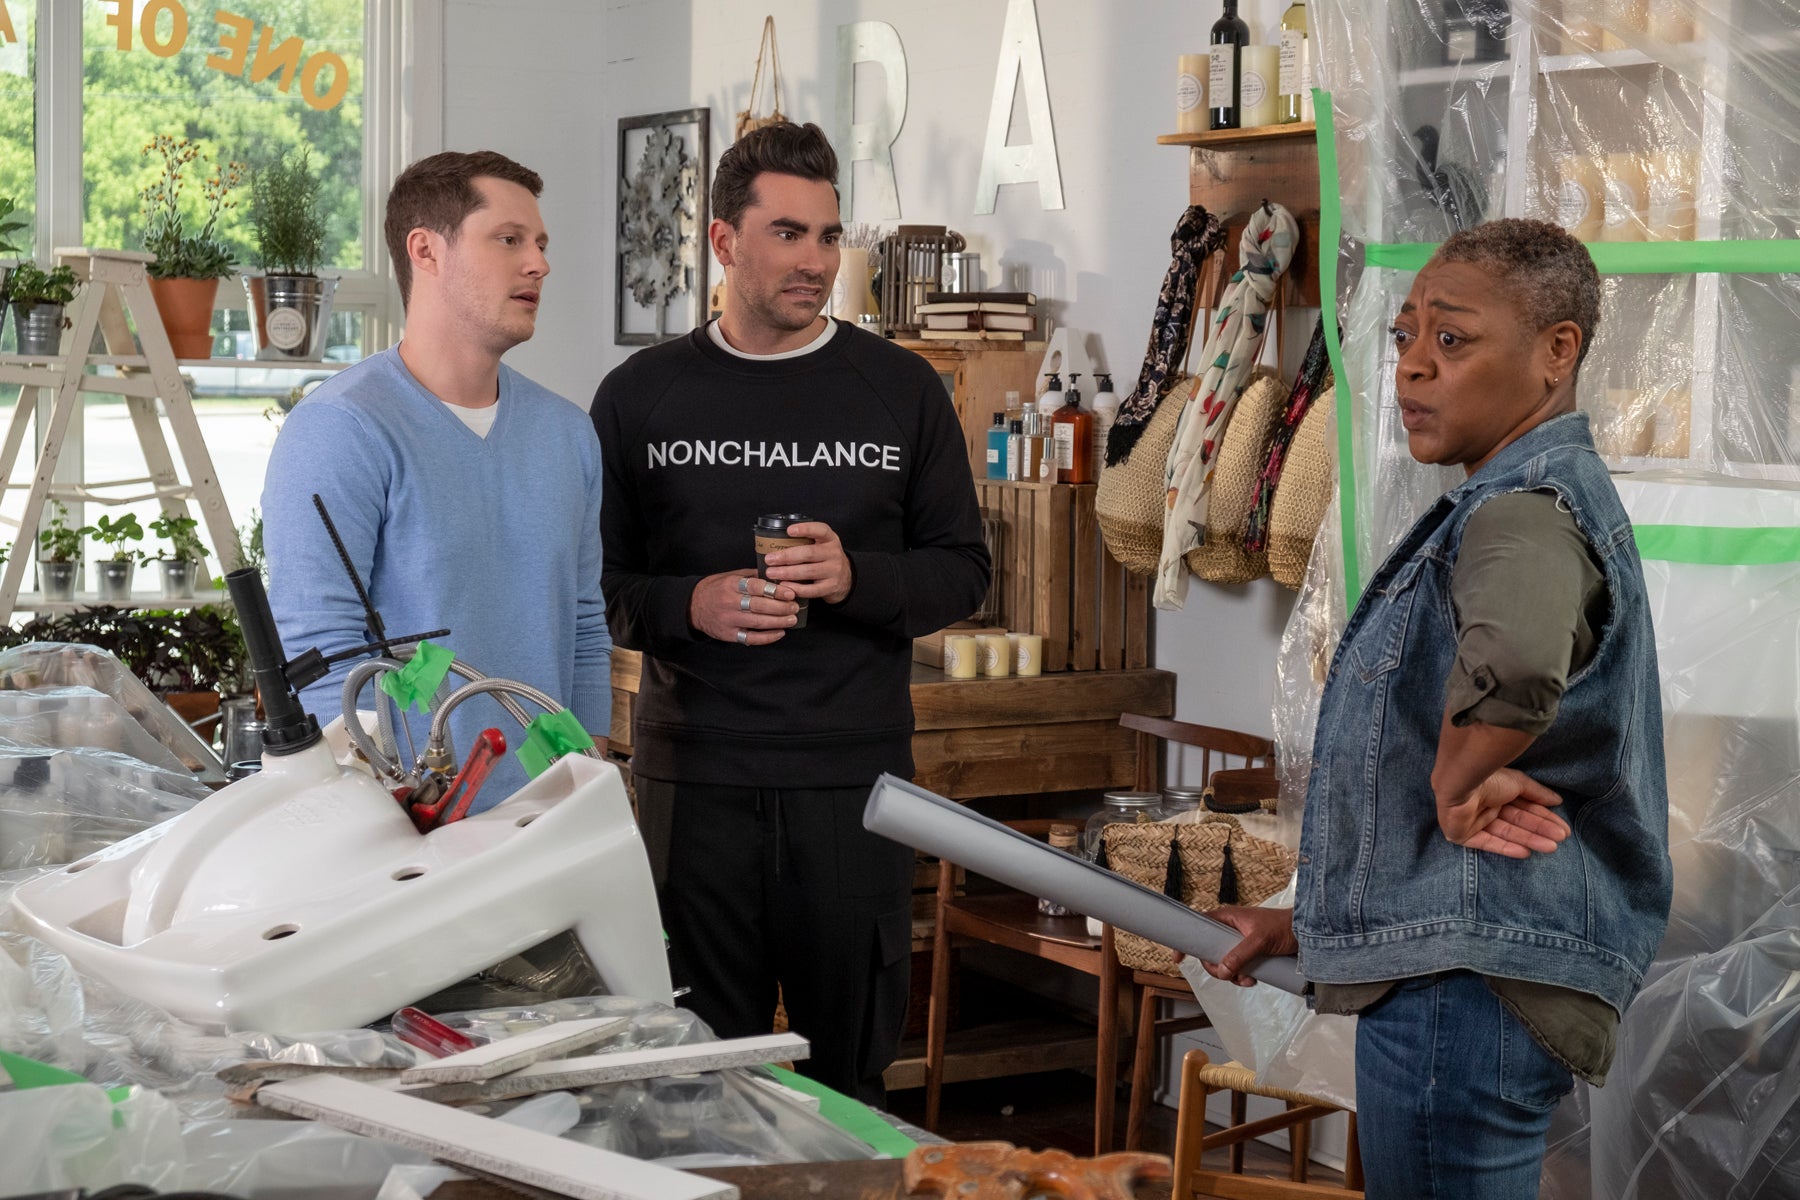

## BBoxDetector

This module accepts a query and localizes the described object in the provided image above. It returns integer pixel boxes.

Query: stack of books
[914,291,1039,341]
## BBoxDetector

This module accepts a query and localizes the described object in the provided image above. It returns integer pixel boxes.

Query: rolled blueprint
[863,773,1307,995]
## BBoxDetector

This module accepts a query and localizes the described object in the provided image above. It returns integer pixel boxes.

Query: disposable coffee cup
[754,513,814,628]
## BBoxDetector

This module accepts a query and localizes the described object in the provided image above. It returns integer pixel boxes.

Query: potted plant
[138,135,245,360]
[37,499,82,602]
[84,513,147,603]
[0,194,28,306]
[245,148,334,361]
[7,262,77,357]
[150,511,209,600]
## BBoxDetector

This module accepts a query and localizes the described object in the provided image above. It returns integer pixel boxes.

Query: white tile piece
[398,1016,628,1084]
[257,1074,736,1200]
[403,1032,811,1104]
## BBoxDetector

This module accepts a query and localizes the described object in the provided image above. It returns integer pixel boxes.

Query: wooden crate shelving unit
[974,479,1147,674]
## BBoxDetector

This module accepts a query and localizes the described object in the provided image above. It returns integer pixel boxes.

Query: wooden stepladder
[0,248,240,621]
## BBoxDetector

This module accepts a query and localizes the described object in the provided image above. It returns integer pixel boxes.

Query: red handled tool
[408,728,505,832]
[391,1005,480,1057]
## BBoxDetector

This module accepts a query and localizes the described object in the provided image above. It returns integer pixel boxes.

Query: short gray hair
[1432,218,1602,371]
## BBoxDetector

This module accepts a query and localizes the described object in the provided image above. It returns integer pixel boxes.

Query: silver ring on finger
[736,576,751,594]
[739,594,752,612]
[761,579,779,598]
[736,629,749,645]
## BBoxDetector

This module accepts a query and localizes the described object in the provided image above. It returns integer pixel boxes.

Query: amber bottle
[1051,386,1094,484]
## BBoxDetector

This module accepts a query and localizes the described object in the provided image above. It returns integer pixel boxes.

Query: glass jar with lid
[1161,784,1208,818]
[1083,790,1166,861]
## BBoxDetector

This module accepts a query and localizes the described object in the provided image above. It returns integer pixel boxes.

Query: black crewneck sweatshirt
[592,320,991,787]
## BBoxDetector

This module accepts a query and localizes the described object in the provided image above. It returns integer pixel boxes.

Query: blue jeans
[1355,971,1574,1199]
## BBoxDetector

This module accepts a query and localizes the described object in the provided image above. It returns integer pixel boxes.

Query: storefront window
[0,1,33,252]
[83,1,366,283]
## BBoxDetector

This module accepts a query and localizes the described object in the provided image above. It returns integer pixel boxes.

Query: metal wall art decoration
[976,0,1065,215]
[835,20,908,221]
[616,108,710,346]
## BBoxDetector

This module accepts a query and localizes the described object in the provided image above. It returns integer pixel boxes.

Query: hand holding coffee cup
[756,515,854,626]
[688,569,799,646]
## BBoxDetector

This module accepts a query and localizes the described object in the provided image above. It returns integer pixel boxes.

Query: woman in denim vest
[1201,219,1672,1197]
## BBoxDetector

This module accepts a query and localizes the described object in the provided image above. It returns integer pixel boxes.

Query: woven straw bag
[735,17,789,141]
[1102,816,1298,976]
[1185,365,1284,585]
[1268,384,1335,589]
[1097,375,1198,575]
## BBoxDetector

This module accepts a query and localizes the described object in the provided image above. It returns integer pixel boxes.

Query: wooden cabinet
[895,337,1046,479]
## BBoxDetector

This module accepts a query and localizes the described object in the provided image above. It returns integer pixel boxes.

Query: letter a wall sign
[976,0,1065,215]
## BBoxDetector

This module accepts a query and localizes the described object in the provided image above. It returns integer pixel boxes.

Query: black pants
[634,777,915,1106]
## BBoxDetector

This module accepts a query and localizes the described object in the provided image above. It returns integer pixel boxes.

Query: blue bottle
[986,411,1009,480]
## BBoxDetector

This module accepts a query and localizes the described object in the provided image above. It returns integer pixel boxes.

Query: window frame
[29,0,445,355]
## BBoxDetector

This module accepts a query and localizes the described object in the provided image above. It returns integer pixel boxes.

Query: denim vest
[1294,413,1672,1014]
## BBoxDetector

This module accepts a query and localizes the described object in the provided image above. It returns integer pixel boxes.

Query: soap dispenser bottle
[1052,374,1094,483]
[1037,372,1065,417]
[1090,373,1119,477]
[986,411,1009,480]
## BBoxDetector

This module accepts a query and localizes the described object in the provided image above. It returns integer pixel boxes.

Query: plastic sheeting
[0,642,226,781]
[1272,2,1800,1192]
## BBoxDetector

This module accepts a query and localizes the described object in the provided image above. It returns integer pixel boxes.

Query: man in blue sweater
[263,150,609,808]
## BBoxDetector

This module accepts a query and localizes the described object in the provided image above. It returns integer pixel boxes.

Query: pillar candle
[1012,633,1044,677]
[944,635,978,679]
[1177,54,1208,134]
[977,633,1012,677]
[1239,45,1280,128]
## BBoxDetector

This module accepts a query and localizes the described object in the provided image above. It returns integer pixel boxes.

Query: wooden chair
[924,816,1128,1154]
[1171,1049,1363,1197]
[1114,716,1275,1152]
[923,713,1273,1155]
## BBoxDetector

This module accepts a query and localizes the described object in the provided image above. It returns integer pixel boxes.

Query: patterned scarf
[1156,202,1300,610]
[1106,205,1228,467]
[1244,317,1334,554]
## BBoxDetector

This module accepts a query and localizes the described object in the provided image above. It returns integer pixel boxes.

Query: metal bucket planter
[96,560,135,604]
[11,301,67,357]
[244,274,337,360]
[40,561,77,603]
[159,558,196,600]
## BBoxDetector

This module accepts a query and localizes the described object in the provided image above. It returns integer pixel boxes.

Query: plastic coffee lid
[754,513,813,533]
[1101,791,1163,808]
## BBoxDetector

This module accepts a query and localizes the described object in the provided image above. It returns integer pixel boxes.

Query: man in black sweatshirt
[591,122,990,1104]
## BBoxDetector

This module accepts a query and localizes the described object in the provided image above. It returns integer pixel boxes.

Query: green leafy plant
[38,500,82,563]
[7,262,77,312]
[84,513,147,564]
[214,510,264,589]
[139,134,245,280]
[0,196,27,257]
[149,513,209,563]
[250,148,327,276]
[0,605,251,697]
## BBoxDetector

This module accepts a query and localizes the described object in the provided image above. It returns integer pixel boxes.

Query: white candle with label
[1554,154,1604,242]
[1239,45,1280,128]
[1176,54,1208,134]
[943,635,978,680]
[1601,152,1648,243]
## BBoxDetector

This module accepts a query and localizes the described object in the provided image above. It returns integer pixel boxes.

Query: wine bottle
[1277,2,1310,125]
[1209,0,1250,130]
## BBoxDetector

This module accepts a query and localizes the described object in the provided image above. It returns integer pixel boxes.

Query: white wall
[440,0,1302,744]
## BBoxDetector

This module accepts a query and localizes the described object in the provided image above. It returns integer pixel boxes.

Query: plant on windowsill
[84,513,148,605]
[0,195,28,303]
[139,135,245,360]
[37,499,83,603]
[7,262,78,357]
[245,147,334,361]
[149,512,209,601]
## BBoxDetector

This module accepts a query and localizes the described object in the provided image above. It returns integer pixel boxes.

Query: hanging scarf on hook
[1106,205,1228,467]
[1155,201,1300,611]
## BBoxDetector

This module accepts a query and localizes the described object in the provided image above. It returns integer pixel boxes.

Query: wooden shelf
[1156,122,1315,150]
[12,590,232,613]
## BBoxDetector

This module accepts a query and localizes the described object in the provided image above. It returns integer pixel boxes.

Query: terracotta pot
[148,276,221,360]
[162,688,222,735]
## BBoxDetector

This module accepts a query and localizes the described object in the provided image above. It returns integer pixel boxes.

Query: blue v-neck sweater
[263,346,610,806]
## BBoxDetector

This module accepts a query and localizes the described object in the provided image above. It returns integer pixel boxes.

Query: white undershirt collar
[707,317,836,360]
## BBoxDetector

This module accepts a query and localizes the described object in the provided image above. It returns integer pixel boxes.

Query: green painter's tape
[378,639,455,715]
[1312,88,1362,610]
[1366,240,1800,275]
[515,708,593,779]
[763,1066,919,1158]
[1634,524,1800,565]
